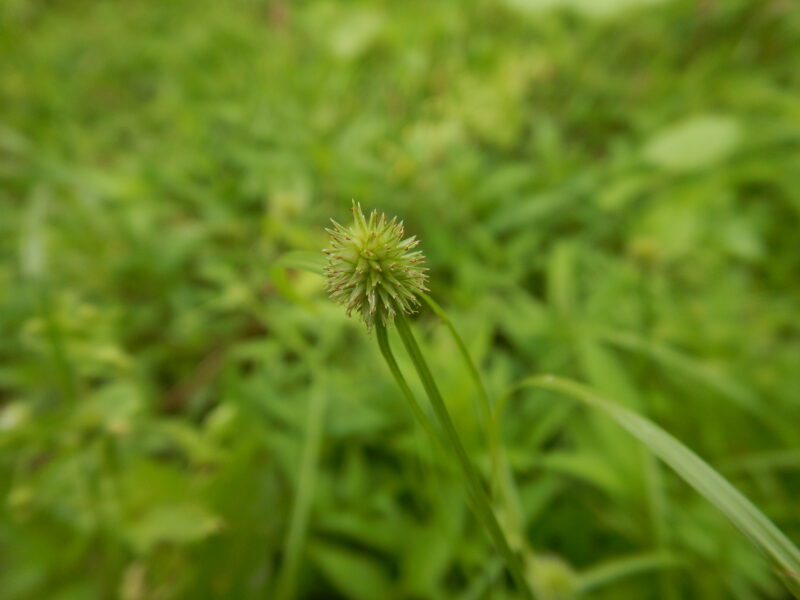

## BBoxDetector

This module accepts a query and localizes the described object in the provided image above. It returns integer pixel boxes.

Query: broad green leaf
[327,10,385,60]
[153,421,225,465]
[501,0,563,12]
[75,382,142,433]
[721,216,764,262]
[502,0,664,17]
[643,115,740,171]
[570,0,665,18]
[125,503,221,554]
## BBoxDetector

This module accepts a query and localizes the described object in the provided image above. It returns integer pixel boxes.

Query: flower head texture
[324,201,429,329]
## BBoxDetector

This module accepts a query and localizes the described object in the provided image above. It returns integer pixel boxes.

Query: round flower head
[324,201,429,330]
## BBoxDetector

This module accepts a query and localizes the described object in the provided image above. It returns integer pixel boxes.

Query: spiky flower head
[324,201,429,330]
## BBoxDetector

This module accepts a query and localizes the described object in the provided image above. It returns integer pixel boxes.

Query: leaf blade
[510,375,800,597]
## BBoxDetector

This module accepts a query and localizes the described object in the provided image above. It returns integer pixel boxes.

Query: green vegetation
[2,0,800,598]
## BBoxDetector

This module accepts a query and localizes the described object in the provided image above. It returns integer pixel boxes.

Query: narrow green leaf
[274,385,327,600]
[577,552,683,593]
[510,375,800,597]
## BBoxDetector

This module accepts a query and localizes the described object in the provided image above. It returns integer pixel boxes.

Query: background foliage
[2,0,799,598]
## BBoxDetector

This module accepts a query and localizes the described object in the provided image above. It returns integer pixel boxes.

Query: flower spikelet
[324,201,429,329]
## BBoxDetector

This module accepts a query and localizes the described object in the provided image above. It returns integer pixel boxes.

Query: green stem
[421,294,526,545]
[393,314,535,600]
[421,295,495,428]
[421,295,500,474]
[375,321,440,446]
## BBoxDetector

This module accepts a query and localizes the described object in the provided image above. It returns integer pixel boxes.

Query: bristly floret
[323,200,429,330]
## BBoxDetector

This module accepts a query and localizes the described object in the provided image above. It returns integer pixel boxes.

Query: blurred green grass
[1,0,800,598]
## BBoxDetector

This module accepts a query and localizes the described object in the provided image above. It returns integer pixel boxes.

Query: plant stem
[421,294,527,545]
[375,321,440,446]
[421,295,501,477]
[393,314,535,600]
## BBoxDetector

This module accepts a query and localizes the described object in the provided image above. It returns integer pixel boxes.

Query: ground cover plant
[2,0,800,598]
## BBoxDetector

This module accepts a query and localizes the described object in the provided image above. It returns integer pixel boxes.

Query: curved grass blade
[510,375,800,598]
[577,552,683,594]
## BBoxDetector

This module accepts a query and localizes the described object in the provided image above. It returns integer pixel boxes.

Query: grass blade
[274,384,328,600]
[577,552,683,594]
[510,375,800,598]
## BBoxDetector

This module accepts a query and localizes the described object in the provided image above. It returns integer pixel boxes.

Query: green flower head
[324,201,429,329]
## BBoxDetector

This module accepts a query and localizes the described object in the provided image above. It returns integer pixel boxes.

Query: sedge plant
[318,201,800,599]
[324,201,535,598]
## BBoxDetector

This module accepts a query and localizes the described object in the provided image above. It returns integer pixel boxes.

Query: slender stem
[421,295,500,473]
[421,295,495,429]
[393,314,535,600]
[421,294,526,544]
[375,321,440,445]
